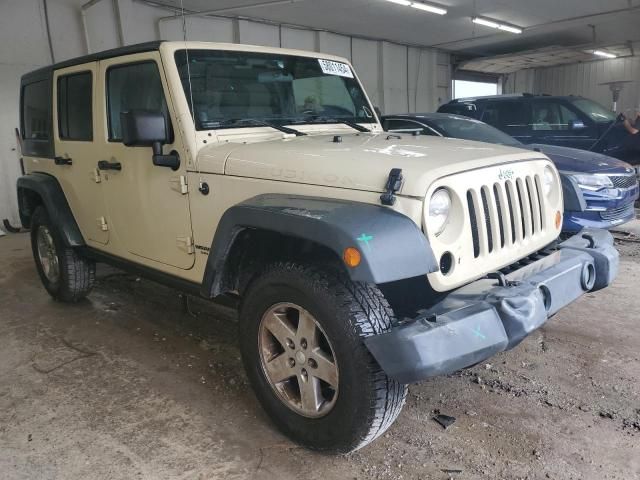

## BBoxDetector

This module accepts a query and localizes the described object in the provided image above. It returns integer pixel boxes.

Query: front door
[53,63,110,246]
[96,53,195,270]
[528,99,597,149]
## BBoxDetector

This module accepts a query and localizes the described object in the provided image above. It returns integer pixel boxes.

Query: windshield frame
[173,48,378,132]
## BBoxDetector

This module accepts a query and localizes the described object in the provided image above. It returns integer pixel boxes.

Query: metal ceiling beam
[160,0,307,19]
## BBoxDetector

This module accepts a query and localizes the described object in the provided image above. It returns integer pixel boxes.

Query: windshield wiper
[301,116,372,133]
[219,118,306,136]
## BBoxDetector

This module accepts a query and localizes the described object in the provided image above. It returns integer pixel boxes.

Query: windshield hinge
[170,175,188,194]
[380,168,403,206]
[98,216,108,231]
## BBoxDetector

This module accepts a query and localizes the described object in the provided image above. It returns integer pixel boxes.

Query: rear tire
[239,261,407,453]
[30,206,95,302]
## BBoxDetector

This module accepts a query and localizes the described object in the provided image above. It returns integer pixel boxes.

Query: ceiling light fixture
[593,50,617,59]
[410,2,447,15]
[384,0,447,15]
[472,16,522,34]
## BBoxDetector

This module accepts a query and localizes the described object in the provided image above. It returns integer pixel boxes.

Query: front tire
[30,206,95,302]
[239,262,407,453]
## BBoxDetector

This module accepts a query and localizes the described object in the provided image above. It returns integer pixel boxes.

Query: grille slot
[609,174,638,189]
[466,174,543,259]
[600,203,635,221]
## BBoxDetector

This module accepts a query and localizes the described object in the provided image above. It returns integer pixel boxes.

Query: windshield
[429,116,521,146]
[570,98,616,123]
[174,49,375,130]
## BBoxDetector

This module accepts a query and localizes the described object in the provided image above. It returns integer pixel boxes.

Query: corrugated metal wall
[0,0,452,225]
[504,54,640,113]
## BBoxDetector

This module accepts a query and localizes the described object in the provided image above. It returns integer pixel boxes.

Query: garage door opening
[452,79,498,99]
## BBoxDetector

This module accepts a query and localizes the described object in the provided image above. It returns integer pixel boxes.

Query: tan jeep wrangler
[17,41,618,453]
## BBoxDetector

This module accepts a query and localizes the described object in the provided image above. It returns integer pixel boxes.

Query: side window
[385,119,437,135]
[22,80,51,141]
[531,101,580,131]
[482,102,529,130]
[58,72,92,141]
[107,61,166,141]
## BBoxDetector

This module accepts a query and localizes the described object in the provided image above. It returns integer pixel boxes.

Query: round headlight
[428,189,451,236]
[543,166,555,196]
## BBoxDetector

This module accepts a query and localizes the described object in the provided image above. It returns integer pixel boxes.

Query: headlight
[569,173,613,191]
[428,189,451,236]
[543,165,555,196]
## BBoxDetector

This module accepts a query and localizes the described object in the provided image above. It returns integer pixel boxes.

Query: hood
[527,143,634,174]
[197,133,549,198]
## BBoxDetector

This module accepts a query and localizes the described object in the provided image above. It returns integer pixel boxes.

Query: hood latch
[380,168,403,206]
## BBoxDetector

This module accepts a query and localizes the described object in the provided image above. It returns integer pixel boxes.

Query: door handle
[98,160,122,171]
[54,156,73,166]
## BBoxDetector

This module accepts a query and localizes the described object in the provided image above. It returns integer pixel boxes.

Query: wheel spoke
[263,311,296,348]
[264,353,295,384]
[299,375,322,413]
[296,309,317,344]
[310,349,338,388]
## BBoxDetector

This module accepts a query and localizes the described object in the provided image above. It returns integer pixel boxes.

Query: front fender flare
[201,194,438,298]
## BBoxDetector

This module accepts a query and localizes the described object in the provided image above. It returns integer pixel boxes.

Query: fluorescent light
[384,0,411,5]
[472,17,500,29]
[472,16,522,34]
[497,24,522,34]
[593,50,617,59]
[410,2,447,15]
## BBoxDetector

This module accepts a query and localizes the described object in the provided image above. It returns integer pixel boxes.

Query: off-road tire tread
[31,207,95,302]
[244,261,407,452]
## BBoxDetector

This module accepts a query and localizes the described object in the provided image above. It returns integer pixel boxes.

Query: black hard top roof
[21,41,163,84]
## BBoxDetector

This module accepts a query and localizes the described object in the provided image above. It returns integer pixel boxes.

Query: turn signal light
[555,211,562,230]
[343,247,361,268]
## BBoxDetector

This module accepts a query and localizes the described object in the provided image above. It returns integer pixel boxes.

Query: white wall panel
[84,0,120,52]
[158,16,235,43]
[506,55,640,113]
[118,0,165,46]
[351,38,380,108]
[318,32,351,60]
[381,42,408,114]
[238,19,279,47]
[280,27,316,51]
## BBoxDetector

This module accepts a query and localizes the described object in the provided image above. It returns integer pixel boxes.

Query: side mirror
[569,119,586,130]
[120,110,180,170]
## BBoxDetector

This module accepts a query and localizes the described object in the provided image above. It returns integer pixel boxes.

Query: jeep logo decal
[498,169,515,181]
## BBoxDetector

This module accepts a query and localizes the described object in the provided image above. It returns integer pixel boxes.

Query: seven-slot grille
[608,174,638,189]
[466,175,545,258]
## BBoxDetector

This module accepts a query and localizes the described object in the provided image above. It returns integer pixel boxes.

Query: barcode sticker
[318,59,354,78]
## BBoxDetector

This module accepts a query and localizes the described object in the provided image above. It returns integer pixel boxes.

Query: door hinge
[98,217,108,231]
[176,235,194,254]
[92,168,102,183]
[170,175,188,194]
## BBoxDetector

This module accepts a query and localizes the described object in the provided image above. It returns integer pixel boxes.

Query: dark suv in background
[438,94,638,165]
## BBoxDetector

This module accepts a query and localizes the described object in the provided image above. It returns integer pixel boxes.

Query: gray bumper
[365,228,619,384]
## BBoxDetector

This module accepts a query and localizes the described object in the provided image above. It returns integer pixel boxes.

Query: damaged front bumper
[365,228,619,384]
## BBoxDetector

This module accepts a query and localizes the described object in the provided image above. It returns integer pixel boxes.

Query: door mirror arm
[152,141,180,170]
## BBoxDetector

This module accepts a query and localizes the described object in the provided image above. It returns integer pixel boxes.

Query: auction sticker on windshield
[318,59,354,78]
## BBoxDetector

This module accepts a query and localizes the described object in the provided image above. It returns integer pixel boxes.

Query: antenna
[180,0,199,174]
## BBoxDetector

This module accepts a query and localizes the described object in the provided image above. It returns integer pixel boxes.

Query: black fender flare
[201,194,438,298]
[16,173,84,247]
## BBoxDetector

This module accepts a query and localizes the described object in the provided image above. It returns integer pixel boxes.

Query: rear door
[480,100,532,142]
[53,63,110,246]
[528,99,597,149]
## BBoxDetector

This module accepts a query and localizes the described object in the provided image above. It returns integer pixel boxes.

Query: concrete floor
[1,232,639,480]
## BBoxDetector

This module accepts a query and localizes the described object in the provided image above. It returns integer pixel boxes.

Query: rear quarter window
[21,76,53,157]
